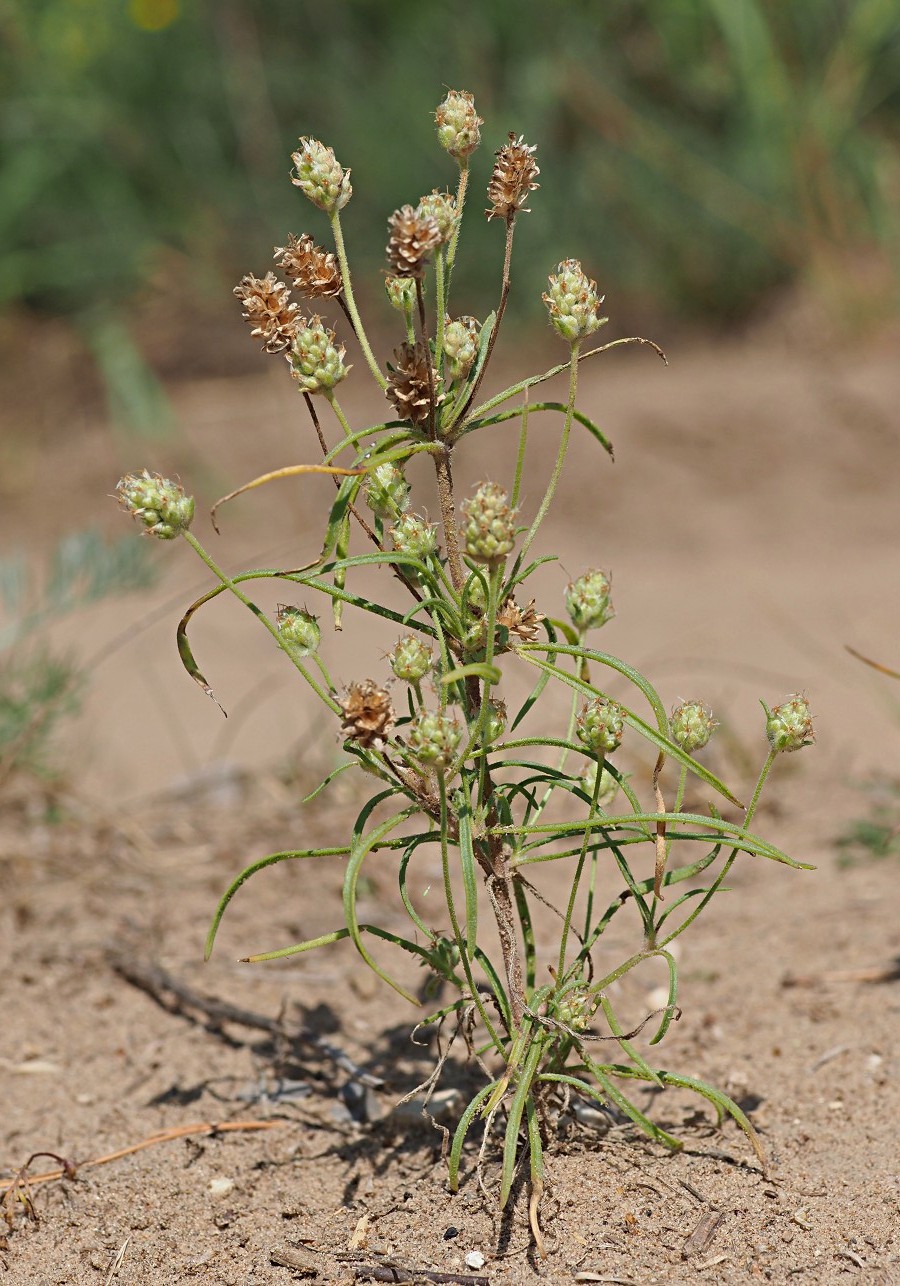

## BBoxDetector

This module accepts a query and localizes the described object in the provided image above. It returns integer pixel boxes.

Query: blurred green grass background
[2,0,899,425]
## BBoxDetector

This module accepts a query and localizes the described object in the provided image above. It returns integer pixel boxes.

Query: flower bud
[289,316,349,393]
[435,90,482,160]
[554,986,592,1032]
[461,481,516,565]
[276,605,320,657]
[390,512,438,561]
[581,761,621,809]
[443,316,480,383]
[290,137,352,215]
[565,568,614,632]
[577,697,625,755]
[670,700,717,753]
[407,709,461,770]
[385,275,417,313]
[765,694,815,753]
[416,190,458,243]
[484,698,507,745]
[389,635,432,684]
[543,259,607,344]
[117,471,194,540]
[366,461,410,520]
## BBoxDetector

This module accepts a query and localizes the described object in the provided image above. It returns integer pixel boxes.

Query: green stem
[330,210,387,390]
[180,530,341,715]
[325,390,354,440]
[510,392,529,508]
[745,748,778,826]
[519,343,579,561]
[434,248,447,376]
[444,161,469,289]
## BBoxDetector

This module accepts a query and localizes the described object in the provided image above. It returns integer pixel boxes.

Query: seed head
[234,272,300,353]
[387,205,442,279]
[670,700,717,753]
[486,133,539,222]
[543,260,607,343]
[340,680,395,749]
[366,461,410,520]
[289,316,349,394]
[389,635,433,684]
[274,233,342,300]
[461,481,517,565]
[416,189,458,243]
[443,316,480,383]
[290,137,351,215]
[764,694,815,754]
[385,275,417,313]
[117,471,194,541]
[391,512,438,562]
[276,605,320,657]
[565,568,614,633]
[435,89,482,160]
[407,709,461,770]
[386,341,443,427]
[577,697,625,756]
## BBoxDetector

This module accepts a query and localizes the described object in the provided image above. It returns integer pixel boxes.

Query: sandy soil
[2,326,899,1284]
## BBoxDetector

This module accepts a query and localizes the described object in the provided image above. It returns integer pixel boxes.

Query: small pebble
[466,1250,486,1269]
[209,1177,235,1196]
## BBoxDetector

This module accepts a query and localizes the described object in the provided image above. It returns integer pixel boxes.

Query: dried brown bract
[233,272,300,353]
[486,133,540,222]
[274,233,343,300]
[386,341,444,426]
[340,681,395,749]
[387,205,442,279]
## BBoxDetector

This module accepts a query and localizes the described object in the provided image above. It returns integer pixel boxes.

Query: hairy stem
[330,211,387,390]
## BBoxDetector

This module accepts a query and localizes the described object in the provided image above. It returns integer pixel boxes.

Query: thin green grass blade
[204,844,351,961]
[343,803,420,1004]
[648,949,679,1045]
[500,1037,545,1208]
[448,1081,500,1191]
[457,792,479,955]
[605,1064,766,1169]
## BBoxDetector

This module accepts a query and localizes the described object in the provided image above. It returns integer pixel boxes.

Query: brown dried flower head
[387,205,442,279]
[486,133,540,222]
[340,680,395,749]
[233,272,300,353]
[497,597,545,644]
[274,233,342,300]
[386,341,445,426]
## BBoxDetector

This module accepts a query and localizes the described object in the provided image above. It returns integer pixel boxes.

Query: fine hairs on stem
[116,90,815,1250]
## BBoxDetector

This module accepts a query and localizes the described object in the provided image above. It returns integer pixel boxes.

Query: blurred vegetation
[1,0,898,403]
[0,530,157,782]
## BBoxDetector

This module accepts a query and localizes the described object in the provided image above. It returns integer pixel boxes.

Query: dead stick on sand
[109,952,383,1088]
[1,1119,282,1199]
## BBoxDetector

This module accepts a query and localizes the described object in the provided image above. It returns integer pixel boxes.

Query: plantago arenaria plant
[117,91,815,1249]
